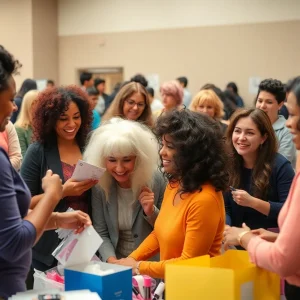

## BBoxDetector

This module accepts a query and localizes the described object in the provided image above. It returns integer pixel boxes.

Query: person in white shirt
[146,87,163,112]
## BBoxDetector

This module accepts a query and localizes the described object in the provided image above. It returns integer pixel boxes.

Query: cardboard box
[65,261,132,300]
[165,250,280,300]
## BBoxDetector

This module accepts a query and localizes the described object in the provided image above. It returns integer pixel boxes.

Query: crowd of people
[0,44,300,300]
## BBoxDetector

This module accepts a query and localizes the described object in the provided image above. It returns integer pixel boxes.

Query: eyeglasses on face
[125,99,146,108]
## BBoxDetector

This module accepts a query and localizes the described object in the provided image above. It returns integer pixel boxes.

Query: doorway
[78,67,123,94]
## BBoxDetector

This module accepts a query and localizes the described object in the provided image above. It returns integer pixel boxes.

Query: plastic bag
[52,206,102,267]
[33,266,64,291]
[52,232,79,265]
[52,226,102,267]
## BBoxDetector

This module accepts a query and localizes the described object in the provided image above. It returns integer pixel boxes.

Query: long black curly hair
[0,45,22,93]
[155,109,229,194]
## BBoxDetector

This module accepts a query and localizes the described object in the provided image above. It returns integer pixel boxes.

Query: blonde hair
[83,118,159,199]
[189,89,224,119]
[102,82,153,127]
[15,90,39,129]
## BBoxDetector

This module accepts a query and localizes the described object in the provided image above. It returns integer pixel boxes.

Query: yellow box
[165,250,280,300]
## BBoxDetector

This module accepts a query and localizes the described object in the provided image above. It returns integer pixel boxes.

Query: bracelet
[238,231,250,247]
[143,206,156,217]
[54,212,59,229]
[135,261,142,275]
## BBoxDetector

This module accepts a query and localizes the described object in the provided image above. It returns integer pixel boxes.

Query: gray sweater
[92,171,166,262]
[273,115,296,168]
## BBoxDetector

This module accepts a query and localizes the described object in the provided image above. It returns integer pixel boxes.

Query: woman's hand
[107,256,118,264]
[42,170,63,202]
[57,210,92,233]
[62,178,98,197]
[231,189,255,208]
[116,257,138,275]
[251,228,278,242]
[223,223,250,249]
[139,186,155,216]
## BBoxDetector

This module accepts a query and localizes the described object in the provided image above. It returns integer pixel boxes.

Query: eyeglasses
[125,99,146,109]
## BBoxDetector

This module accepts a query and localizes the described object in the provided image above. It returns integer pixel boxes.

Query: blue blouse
[0,148,36,299]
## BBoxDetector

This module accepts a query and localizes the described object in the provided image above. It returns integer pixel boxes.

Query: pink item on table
[144,276,152,300]
[46,270,65,284]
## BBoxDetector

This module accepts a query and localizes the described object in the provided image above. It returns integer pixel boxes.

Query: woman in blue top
[0,46,92,299]
[224,108,294,231]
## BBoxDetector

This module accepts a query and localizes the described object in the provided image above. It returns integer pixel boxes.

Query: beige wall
[58,20,300,106]
[32,0,58,82]
[58,0,300,35]
[0,0,33,88]
[0,0,58,89]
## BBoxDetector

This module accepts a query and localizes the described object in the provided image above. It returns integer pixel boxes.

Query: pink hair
[160,80,184,105]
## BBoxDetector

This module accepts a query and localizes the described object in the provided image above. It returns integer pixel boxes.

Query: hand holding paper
[57,210,92,234]
[62,178,98,197]
[61,160,106,197]
[53,225,103,267]
[72,160,106,182]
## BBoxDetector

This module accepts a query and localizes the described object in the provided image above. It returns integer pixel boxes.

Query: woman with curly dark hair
[116,109,228,279]
[0,46,92,299]
[20,85,98,285]
[224,108,294,232]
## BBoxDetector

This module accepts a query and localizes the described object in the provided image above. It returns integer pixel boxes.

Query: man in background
[130,73,148,87]
[94,78,111,115]
[46,79,55,88]
[80,72,94,90]
[86,87,101,130]
[177,76,192,107]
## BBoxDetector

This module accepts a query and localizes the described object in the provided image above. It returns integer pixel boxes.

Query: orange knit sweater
[130,182,225,278]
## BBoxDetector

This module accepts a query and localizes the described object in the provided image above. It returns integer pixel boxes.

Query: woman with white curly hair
[84,118,166,263]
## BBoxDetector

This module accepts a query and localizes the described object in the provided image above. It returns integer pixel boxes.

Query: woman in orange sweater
[116,109,228,278]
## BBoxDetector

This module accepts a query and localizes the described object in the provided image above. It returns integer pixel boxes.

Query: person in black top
[224,108,294,231]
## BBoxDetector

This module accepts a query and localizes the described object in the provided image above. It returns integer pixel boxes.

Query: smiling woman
[224,108,294,232]
[0,46,92,299]
[83,118,166,262]
[189,89,227,134]
[102,82,153,127]
[20,86,97,287]
[0,78,16,130]
[115,110,228,279]
[223,83,300,300]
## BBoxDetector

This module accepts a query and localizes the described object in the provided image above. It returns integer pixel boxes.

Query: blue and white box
[65,261,132,300]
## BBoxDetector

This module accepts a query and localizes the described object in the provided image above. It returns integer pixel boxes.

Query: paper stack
[9,289,102,300]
